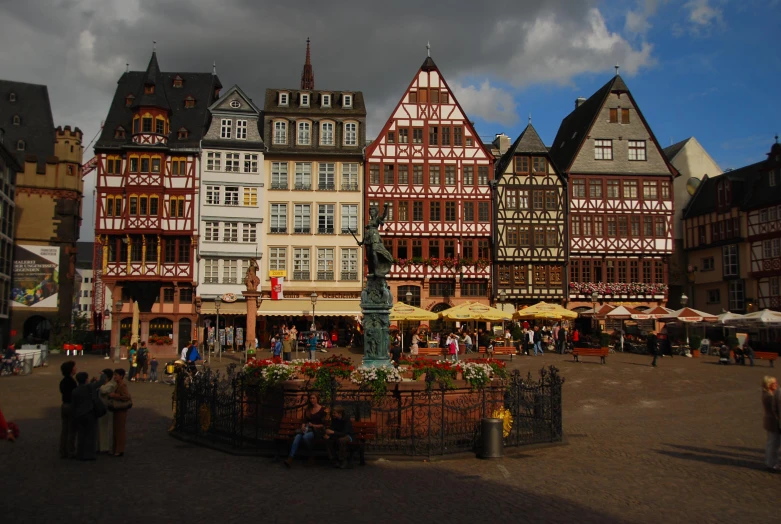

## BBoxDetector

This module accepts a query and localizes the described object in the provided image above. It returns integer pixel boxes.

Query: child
[128,344,137,382]
[149,356,159,383]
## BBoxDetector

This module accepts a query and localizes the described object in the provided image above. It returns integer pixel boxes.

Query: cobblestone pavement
[1,349,777,523]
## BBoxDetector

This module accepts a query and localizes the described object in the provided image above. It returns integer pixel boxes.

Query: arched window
[139,195,148,216]
[114,197,123,217]
[297,121,311,145]
[12,115,20,126]
[149,317,174,339]
[398,286,421,307]
[344,121,358,146]
[155,117,166,135]
[114,127,125,139]
[320,121,334,146]
[149,196,159,216]
[151,156,161,173]
[106,196,114,217]
[274,121,287,144]
[132,117,140,134]
[129,195,138,216]
[16,140,25,151]
[177,127,188,140]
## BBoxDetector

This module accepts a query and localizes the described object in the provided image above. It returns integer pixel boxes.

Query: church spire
[300,37,315,90]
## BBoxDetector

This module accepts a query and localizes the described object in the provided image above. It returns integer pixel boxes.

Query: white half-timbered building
[365,54,494,313]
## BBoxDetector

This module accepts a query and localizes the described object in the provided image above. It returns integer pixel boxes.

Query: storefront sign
[269,270,287,278]
[221,293,238,303]
[11,245,60,308]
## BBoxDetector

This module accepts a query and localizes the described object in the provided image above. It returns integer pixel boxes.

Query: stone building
[0,130,20,347]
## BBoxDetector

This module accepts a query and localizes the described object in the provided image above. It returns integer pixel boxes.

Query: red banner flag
[271,277,284,300]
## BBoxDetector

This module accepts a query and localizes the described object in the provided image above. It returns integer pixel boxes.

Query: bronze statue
[244,259,260,291]
[355,203,393,278]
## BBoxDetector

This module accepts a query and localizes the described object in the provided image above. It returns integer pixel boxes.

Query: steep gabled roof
[208,84,261,114]
[494,123,550,178]
[134,52,171,112]
[663,138,691,162]
[0,79,56,170]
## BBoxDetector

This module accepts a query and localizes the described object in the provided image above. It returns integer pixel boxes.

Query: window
[387,131,395,144]
[223,259,238,284]
[129,196,138,216]
[293,204,311,234]
[445,166,456,186]
[728,280,745,311]
[444,240,456,258]
[445,202,457,222]
[220,119,232,139]
[368,164,380,185]
[223,222,238,242]
[171,158,185,176]
[342,163,359,191]
[618,217,628,237]
[622,108,630,124]
[270,204,287,233]
[607,217,617,237]
[279,92,289,106]
[545,190,557,210]
[295,163,312,190]
[722,245,738,277]
[321,94,331,107]
[643,180,657,199]
[344,122,357,146]
[206,185,220,205]
[533,191,544,210]
[300,94,310,107]
[293,248,310,280]
[224,186,239,206]
[178,238,191,263]
[463,166,474,185]
[478,166,489,185]
[399,129,408,144]
[225,153,240,172]
[518,190,529,209]
[318,204,334,234]
[274,121,287,144]
[588,180,603,198]
[243,154,258,173]
[573,179,586,198]
[204,222,219,242]
[142,117,153,133]
[413,201,423,222]
[477,202,489,222]
[770,170,777,187]
[397,165,409,185]
[604,179,618,199]
[298,121,311,145]
[609,108,618,123]
[234,120,247,140]
[269,247,286,273]
[317,248,334,280]
[429,126,438,146]
[454,127,463,146]
[320,122,334,145]
[507,225,519,245]
[341,204,358,233]
[628,140,647,161]
[702,257,715,271]
[631,216,640,237]
[572,217,581,236]
[409,91,417,103]
[408,127,422,144]
[342,94,352,108]
[704,289,720,304]
[594,139,613,160]
[429,165,440,186]
[319,163,336,190]
[243,188,257,206]
[583,216,592,236]
[545,227,557,246]
[207,152,221,171]
[140,157,150,172]
[594,217,603,237]
[430,202,441,221]
[383,164,394,186]
[463,202,474,222]
[532,157,546,173]
[623,180,638,199]
[515,157,529,173]
[505,190,518,209]
[397,239,408,259]
[442,127,450,146]
[654,217,666,237]
[413,165,423,185]
[242,223,256,243]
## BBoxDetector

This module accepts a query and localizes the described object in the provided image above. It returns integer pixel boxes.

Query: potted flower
[350,365,404,402]
[689,335,702,358]
[301,355,354,401]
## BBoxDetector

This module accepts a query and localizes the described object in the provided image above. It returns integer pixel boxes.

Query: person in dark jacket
[324,406,354,468]
[71,371,106,461]
[648,332,659,367]
[59,360,78,459]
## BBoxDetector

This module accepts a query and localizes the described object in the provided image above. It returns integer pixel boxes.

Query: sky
[0,0,779,242]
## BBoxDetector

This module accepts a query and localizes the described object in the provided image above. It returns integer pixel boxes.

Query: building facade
[93,51,222,356]
[197,85,265,347]
[0,132,20,347]
[749,141,781,310]
[260,41,365,344]
[0,80,83,342]
[365,55,494,315]
[493,123,567,306]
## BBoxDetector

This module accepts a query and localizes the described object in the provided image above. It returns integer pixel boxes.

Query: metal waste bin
[22,355,34,375]
[480,418,504,458]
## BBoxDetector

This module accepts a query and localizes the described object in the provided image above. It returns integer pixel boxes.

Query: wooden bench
[572,347,609,364]
[417,345,444,358]
[275,417,377,466]
[753,351,778,367]
[478,345,516,361]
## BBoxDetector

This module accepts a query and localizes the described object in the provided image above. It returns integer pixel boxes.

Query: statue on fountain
[244,258,260,291]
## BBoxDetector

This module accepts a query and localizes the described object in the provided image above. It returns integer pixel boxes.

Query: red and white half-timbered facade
[550,74,676,310]
[365,55,494,312]
[94,51,222,354]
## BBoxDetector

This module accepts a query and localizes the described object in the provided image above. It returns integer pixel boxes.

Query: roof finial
[529,113,532,125]
[301,38,315,90]
[615,64,620,76]
[153,40,156,52]
[213,61,216,76]
[427,41,431,57]
[125,63,129,73]
[776,134,779,144]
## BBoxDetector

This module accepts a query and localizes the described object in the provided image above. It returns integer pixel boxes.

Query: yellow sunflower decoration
[199,404,212,432]
[491,407,513,438]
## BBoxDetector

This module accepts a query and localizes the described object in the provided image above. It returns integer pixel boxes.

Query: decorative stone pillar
[360,276,393,367]
[243,291,260,353]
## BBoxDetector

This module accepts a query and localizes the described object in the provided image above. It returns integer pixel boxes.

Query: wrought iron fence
[171,366,564,458]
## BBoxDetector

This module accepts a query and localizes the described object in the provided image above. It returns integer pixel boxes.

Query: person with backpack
[128,343,137,382]
[136,341,149,382]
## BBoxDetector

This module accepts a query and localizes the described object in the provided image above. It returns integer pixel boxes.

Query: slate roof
[663,137,691,162]
[0,80,56,171]
[95,52,222,151]
[262,89,366,117]
[202,84,265,150]
[494,123,550,179]
[0,135,22,173]
[133,52,171,111]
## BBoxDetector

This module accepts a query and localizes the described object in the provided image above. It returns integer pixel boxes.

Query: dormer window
[343,94,353,108]
[716,179,732,208]
[144,84,155,95]
[177,127,189,140]
[230,99,241,108]
[173,75,183,88]
[184,96,195,108]
[321,94,331,108]
[125,94,135,107]
[12,115,20,126]
[770,170,777,187]
[9,92,16,102]
[300,93,310,107]
[279,92,289,106]
[16,140,25,151]
[114,126,126,139]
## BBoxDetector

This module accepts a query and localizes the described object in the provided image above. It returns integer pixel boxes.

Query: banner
[12,245,60,308]
[271,277,284,300]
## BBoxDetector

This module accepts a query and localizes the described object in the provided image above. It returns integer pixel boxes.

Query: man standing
[533,326,543,356]
[282,334,293,362]
[552,324,560,354]
[289,325,298,357]
[136,341,149,382]
[308,332,318,361]
[648,332,659,367]
[324,406,354,469]
[559,325,568,354]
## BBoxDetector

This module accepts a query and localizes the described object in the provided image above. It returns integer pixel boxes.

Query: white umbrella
[660,307,718,346]
[717,311,745,324]
[734,309,781,324]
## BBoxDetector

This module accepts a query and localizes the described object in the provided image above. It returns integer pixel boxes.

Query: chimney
[493,133,511,154]
[576,97,587,109]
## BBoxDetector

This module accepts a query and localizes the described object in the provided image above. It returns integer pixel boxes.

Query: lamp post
[310,292,318,332]
[681,293,689,346]
[591,291,599,333]
[402,290,413,351]
[103,308,111,359]
[498,289,508,339]
[215,299,221,362]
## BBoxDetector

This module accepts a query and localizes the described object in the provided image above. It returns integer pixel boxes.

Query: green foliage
[726,335,739,349]
[599,333,611,347]
[511,325,523,342]
[689,335,702,350]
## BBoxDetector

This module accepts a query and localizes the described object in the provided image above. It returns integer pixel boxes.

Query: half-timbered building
[550,73,676,311]
[749,141,781,310]
[365,54,494,314]
[94,51,222,355]
[493,123,567,304]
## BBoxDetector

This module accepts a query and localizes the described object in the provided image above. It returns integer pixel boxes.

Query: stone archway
[23,315,52,342]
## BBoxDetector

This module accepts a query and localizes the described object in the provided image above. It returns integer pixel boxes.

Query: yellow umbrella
[440,301,512,322]
[389,302,439,321]
[513,301,577,320]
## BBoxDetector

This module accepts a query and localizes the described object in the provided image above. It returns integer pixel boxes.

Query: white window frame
[269,247,286,273]
[298,121,311,145]
[243,153,258,173]
[204,259,219,283]
[317,248,334,279]
[206,152,221,171]
[341,204,358,233]
[628,140,647,161]
[271,162,288,189]
[224,186,239,206]
[225,153,240,172]
[274,121,287,145]
[318,204,335,234]
[236,120,247,140]
[270,204,287,233]
[204,221,220,242]
[293,248,310,280]
[344,122,357,146]
[320,121,334,146]
[294,162,312,190]
[220,119,232,139]
[318,163,335,190]
[321,94,331,108]
[642,181,657,200]
[293,204,311,233]
[205,185,220,205]
[223,259,238,284]
[242,223,256,243]
[342,163,359,191]
[341,248,358,280]
[243,188,257,207]
[594,139,613,160]
[300,93,310,107]
[223,222,238,243]
[728,279,745,311]
[770,276,780,297]
[343,94,352,108]
[722,244,738,277]
[279,92,289,106]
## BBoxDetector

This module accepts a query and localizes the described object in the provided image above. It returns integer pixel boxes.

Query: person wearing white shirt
[180,346,188,361]
[463,333,473,354]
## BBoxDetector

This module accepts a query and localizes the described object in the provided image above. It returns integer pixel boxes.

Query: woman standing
[58,361,77,459]
[109,368,132,456]
[97,369,116,454]
[410,331,420,360]
[761,376,781,472]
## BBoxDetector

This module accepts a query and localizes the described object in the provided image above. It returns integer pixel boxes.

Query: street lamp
[498,289,508,339]
[104,308,111,359]
[680,293,690,347]
[405,290,412,304]
[310,292,318,332]
[215,299,221,362]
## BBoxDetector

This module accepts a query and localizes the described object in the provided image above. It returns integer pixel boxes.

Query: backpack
[138,346,148,360]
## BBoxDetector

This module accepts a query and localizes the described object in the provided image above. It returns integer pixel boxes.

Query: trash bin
[22,355,34,375]
[480,418,504,459]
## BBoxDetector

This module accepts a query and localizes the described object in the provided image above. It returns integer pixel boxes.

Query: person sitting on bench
[284,393,326,468]
[739,343,755,367]
[324,405,354,469]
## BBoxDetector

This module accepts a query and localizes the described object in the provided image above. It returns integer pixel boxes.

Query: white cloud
[625,0,664,35]
[450,81,519,126]
[683,0,724,34]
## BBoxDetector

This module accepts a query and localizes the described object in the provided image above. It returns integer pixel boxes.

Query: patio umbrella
[733,309,781,324]
[513,301,578,320]
[605,306,644,349]
[660,307,718,346]
[389,302,439,351]
[643,306,674,319]
[716,311,745,324]
[440,301,512,322]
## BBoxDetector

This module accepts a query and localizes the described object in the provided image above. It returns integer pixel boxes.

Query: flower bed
[569,282,668,296]
[350,365,405,401]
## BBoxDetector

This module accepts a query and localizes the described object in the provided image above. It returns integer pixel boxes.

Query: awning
[201,301,247,316]
[257,298,361,317]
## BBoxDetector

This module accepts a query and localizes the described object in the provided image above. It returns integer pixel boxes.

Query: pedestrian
[59,360,78,459]
[282,333,293,362]
[648,332,659,367]
[128,343,137,382]
[137,341,149,382]
[572,328,580,348]
[0,402,17,442]
[71,371,106,461]
[324,405,354,469]
[390,339,402,366]
[410,331,420,360]
[308,332,318,361]
[559,325,568,354]
[761,376,781,473]
[552,323,560,353]
[149,356,159,383]
[97,368,116,454]
[108,369,132,457]
[525,328,534,355]
[289,325,298,356]
[185,340,201,372]
[283,393,326,468]
[447,333,458,362]
[463,331,473,354]
[741,343,755,367]
[273,336,282,359]
[180,343,188,361]
[533,326,543,356]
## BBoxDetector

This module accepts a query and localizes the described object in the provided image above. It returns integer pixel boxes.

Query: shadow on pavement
[663,443,760,461]
[655,444,765,471]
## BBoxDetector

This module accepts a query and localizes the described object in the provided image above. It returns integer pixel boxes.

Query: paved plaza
[1,349,777,523]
